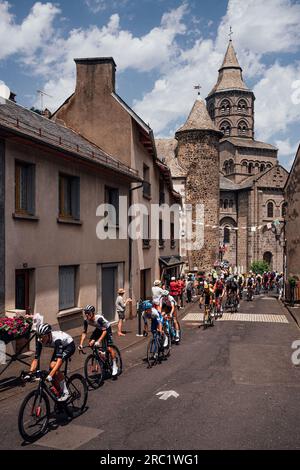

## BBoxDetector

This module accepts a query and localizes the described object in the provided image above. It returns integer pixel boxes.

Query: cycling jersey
[35,331,74,360]
[142,307,163,332]
[83,314,110,333]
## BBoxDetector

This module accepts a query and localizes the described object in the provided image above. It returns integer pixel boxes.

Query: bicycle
[18,358,88,443]
[81,344,122,389]
[164,313,182,344]
[247,286,254,301]
[202,303,214,329]
[225,291,238,313]
[146,330,167,368]
[214,297,223,318]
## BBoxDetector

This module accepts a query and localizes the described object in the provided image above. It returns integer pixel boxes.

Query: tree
[250,260,270,275]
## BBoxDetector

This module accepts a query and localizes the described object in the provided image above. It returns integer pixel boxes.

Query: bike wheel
[147,338,158,368]
[107,345,123,377]
[66,373,88,417]
[84,354,104,389]
[18,389,50,442]
[162,332,171,358]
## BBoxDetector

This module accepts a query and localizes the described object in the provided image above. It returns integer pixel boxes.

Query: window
[220,199,223,209]
[220,121,231,136]
[238,120,248,136]
[59,266,77,310]
[248,163,253,174]
[170,222,176,249]
[159,178,165,205]
[143,164,151,198]
[260,163,266,172]
[228,160,234,173]
[237,99,247,112]
[15,161,35,215]
[229,200,233,209]
[224,226,230,244]
[143,213,150,248]
[282,203,287,218]
[159,219,164,248]
[267,202,274,218]
[220,100,230,115]
[59,174,80,220]
[105,186,119,226]
[224,199,229,210]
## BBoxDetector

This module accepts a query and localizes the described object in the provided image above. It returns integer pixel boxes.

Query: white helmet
[36,323,52,336]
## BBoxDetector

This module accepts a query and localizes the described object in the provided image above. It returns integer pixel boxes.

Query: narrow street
[1,294,300,450]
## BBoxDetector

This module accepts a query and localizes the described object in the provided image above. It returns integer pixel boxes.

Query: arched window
[224,199,229,210]
[237,99,247,112]
[220,99,231,115]
[228,160,234,173]
[248,162,253,174]
[220,121,231,136]
[238,120,248,136]
[229,200,234,209]
[209,105,215,119]
[282,203,287,217]
[242,161,248,173]
[267,164,272,169]
[267,201,274,218]
[224,226,230,244]
[260,163,266,172]
[223,161,229,175]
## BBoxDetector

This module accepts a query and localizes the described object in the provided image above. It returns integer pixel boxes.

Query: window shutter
[59,266,75,310]
[71,177,80,220]
[111,188,119,226]
[27,165,35,215]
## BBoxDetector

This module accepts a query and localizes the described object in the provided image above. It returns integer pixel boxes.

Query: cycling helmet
[161,290,169,296]
[141,301,152,311]
[83,305,95,314]
[37,323,52,336]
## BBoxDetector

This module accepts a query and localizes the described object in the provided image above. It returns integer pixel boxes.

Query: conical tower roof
[208,40,250,96]
[176,99,220,134]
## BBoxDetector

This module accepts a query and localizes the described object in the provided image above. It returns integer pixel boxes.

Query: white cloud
[0,1,60,60]
[84,0,129,13]
[275,138,298,157]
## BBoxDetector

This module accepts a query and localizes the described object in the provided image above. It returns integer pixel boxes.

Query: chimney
[74,57,116,96]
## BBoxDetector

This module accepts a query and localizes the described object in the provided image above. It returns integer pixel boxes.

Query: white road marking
[156,390,179,400]
[182,313,289,323]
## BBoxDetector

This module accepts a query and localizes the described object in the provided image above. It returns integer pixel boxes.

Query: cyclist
[159,290,180,342]
[142,301,168,350]
[26,323,75,401]
[213,276,225,315]
[226,276,239,309]
[78,305,118,377]
[246,273,256,300]
[202,281,215,325]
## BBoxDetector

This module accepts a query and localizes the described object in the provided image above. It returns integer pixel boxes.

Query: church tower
[206,40,255,140]
[175,99,223,272]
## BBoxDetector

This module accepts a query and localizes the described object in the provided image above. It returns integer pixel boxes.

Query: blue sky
[0,0,300,169]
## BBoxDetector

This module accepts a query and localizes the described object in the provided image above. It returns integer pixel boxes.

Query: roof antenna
[229,26,233,41]
[37,89,52,111]
[194,84,202,97]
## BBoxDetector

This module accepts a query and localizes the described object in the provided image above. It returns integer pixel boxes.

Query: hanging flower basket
[0,316,33,345]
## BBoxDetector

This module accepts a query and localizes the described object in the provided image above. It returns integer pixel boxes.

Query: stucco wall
[5,140,130,325]
[286,149,300,278]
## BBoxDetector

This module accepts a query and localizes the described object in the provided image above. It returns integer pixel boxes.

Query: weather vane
[194,84,202,96]
[229,26,233,40]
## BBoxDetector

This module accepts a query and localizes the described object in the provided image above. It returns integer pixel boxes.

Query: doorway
[15,270,32,313]
[101,265,117,321]
[140,269,151,300]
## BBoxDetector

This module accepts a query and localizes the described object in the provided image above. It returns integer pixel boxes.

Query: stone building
[156,40,288,273]
[285,143,300,279]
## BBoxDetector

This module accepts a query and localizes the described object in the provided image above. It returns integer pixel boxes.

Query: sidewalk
[0,301,194,403]
[283,301,300,330]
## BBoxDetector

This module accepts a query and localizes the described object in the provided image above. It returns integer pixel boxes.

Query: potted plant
[0,316,33,345]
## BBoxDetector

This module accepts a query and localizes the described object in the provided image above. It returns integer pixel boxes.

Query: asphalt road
[1,293,300,450]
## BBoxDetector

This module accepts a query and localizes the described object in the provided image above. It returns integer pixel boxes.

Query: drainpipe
[129,182,144,318]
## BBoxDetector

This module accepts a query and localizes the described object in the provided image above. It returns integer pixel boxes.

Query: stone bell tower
[175,99,223,272]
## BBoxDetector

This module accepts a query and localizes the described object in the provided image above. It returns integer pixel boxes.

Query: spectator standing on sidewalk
[177,276,185,309]
[116,289,132,337]
[152,280,164,307]
[169,277,179,304]
[277,274,284,300]
[186,276,194,303]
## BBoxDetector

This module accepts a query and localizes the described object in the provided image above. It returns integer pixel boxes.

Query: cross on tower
[229,26,233,41]
[194,84,202,96]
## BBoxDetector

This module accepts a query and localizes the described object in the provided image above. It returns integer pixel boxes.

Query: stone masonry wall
[176,130,220,272]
